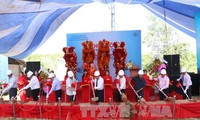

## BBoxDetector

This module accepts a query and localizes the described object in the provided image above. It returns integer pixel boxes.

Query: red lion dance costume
[82,40,95,77]
[97,39,110,76]
[82,40,95,64]
[113,41,127,75]
[81,40,95,102]
[63,46,77,75]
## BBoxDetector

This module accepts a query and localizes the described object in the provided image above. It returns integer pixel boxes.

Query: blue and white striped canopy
[0,0,200,59]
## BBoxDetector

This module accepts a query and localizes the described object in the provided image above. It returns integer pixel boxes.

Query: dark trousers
[55,89,62,102]
[9,88,17,100]
[116,89,125,102]
[68,95,74,102]
[95,90,104,102]
[32,88,40,101]
[135,90,144,101]
[183,86,192,99]
[159,88,169,100]
[26,88,32,97]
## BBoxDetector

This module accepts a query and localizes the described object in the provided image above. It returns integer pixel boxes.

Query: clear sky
[33,2,196,55]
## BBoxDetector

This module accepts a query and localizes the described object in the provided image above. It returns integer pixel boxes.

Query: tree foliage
[25,53,63,71]
[142,15,197,73]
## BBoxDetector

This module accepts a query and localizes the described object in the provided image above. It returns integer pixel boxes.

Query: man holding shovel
[93,71,104,102]
[66,71,77,102]
[1,70,18,100]
[115,70,127,102]
[132,70,146,101]
[154,69,170,100]
[177,68,192,99]
[46,73,62,102]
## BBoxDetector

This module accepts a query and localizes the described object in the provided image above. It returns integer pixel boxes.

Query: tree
[25,53,63,71]
[142,14,197,73]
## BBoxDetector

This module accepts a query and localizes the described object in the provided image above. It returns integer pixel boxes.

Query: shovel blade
[91,97,99,102]
[165,97,173,102]
[188,99,197,102]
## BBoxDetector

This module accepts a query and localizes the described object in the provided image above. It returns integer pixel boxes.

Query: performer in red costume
[142,69,153,101]
[97,39,110,76]
[17,71,28,101]
[103,70,112,102]
[17,72,28,90]
[82,40,96,79]
[82,69,91,84]
[81,69,91,102]
[88,63,97,79]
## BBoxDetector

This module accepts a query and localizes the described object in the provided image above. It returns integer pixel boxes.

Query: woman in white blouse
[20,71,40,101]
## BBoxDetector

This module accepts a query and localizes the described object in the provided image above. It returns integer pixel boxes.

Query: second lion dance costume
[81,40,95,102]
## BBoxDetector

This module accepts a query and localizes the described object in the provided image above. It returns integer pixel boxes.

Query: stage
[0,82,198,119]
[0,99,200,119]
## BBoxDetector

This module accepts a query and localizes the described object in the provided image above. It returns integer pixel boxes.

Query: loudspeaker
[189,73,199,96]
[26,61,40,73]
[164,54,180,77]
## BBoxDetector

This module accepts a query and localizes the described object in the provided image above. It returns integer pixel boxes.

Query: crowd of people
[0,66,193,102]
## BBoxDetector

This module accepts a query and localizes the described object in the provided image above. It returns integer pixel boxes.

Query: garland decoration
[125,61,135,70]
[147,57,161,78]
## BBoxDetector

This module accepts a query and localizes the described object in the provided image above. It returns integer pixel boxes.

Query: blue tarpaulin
[0,0,200,59]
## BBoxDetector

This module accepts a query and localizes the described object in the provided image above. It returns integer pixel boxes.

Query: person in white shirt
[93,70,104,102]
[154,69,169,100]
[66,71,77,102]
[116,70,126,102]
[177,68,192,99]
[20,71,40,101]
[1,70,18,100]
[46,73,62,102]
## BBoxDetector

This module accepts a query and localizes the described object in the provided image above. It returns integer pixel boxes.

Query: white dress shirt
[66,77,77,96]
[23,76,40,90]
[116,75,126,90]
[93,76,104,90]
[155,75,169,90]
[177,73,192,90]
[48,77,62,95]
[2,75,18,94]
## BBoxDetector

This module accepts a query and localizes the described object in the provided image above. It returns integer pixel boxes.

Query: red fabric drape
[81,84,90,102]
[0,100,200,119]
[103,75,112,102]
